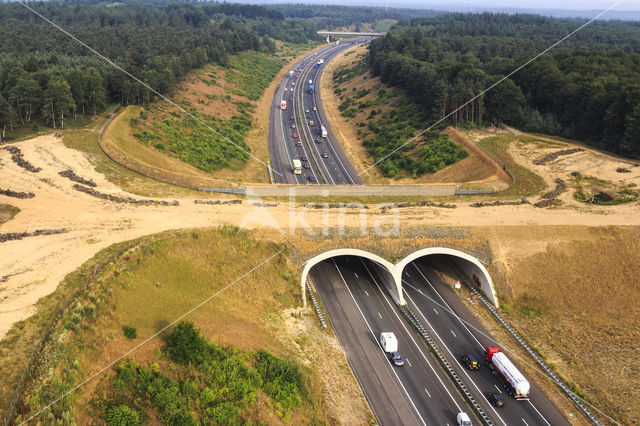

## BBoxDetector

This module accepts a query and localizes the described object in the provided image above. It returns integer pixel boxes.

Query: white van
[457,412,472,426]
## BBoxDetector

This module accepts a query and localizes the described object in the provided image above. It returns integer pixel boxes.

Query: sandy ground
[1,133,640,339]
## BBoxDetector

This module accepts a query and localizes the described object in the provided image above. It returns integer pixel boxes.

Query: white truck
[288,70,294,78]
[380,332,404,366]
[320,125,328,138]
[380,332,398,353]
[485,347,530,399]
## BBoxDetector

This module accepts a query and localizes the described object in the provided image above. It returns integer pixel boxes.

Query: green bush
[122,325,137,339]
[107,405,140,426]
[166,321,210,365]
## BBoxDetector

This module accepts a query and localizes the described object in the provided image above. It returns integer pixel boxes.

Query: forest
[0,1,320,137]
[368,13,640,158]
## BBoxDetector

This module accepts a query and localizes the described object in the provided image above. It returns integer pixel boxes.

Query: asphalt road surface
[402,257,571,426]
[269,41,364,184]
[312,256,471,425]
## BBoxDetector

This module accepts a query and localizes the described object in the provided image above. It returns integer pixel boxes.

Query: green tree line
[368,13,640,157]
[0,1,320,137]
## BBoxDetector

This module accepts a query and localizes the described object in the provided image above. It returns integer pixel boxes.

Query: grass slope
[9,227,368,425]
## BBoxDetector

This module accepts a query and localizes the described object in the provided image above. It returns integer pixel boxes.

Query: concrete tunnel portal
[301,248,498,308]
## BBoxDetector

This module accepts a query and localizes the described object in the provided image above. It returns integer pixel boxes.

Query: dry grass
[0,204,19,225]
[11,227,370,424]
[102,45,326,187]
[471,226,640,425]
[321,45,504,187]
[474,134,547,198]
[62,127,213,198]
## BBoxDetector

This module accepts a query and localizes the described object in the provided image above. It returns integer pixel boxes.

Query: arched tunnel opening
[301,248,497,309]
[306,254,403,309]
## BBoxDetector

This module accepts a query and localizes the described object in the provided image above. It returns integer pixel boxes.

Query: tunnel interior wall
[362,259,405,305]
[449,258,499,307]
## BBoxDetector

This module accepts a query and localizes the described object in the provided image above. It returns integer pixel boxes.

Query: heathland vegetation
[6,227,341,425]
[368,13,640,159]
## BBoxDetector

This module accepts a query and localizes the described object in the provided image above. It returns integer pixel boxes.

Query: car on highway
[303,162,310,169]
[322,151,329,158]
[457,412,472,426]
[296,141,302,147]
[289,97,293,101]
[300,155,308,161]
[295,73,299,78]
[292,132,298,138]
[487,392,505,407]
[291,124,296,129]
[461,354,479,370]
[313,106,317,111]
[305,109,310,113]
[390,352,404,367]
[309,120,315,126]
[307,174,316,182]
[315,138,322,144]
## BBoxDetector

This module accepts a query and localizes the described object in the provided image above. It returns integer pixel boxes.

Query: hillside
[102,43,320,186]
[322,43,509,188]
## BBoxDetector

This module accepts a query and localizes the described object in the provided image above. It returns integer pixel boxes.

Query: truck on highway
[380,332,398,352]
[316,59,324,67]
[288,70,294,78]
[485,347,530,399]
[320,125,328,138]
[309,84,315,94]
[280,100,287,110]
[292,159,302,175]
[380,332,404,366]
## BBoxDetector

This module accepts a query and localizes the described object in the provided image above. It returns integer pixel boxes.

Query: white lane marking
[355,273,358,279]
[450,330,456,338]
[406,358,412,367]
[527,400,552,426]
[377,312,382,319]
[359,260,462,414]
[424,388,431,398]
[364,290,369,296]
[418,288,424,295]
[331,259,428,426]
[494,384,502,394]
[433,308,438,315]
[522,419,529,426]
[404,291,508,426]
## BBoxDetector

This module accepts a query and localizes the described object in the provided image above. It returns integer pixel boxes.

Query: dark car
[390,352,405,367]
[315,138,322,144]
[461,354,479,370]
[307,174,316,182]
[322,151,329,158]
[303,162,310,169]
[296,141,302,147]
[300,155,308,162]
[487,392,505,407]
[292,132,298,138]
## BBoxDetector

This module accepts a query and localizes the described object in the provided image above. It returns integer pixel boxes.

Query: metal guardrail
[306,280,327,328]
[400,305,493,426]
[452,266,603,425]
[454,189,494,195]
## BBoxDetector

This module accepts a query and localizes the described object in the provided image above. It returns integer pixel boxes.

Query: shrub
[123,325,137,339]
[166,321,210,365]
[106,405,140,426]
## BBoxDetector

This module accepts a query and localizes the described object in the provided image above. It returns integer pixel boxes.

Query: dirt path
[1,133,640,338]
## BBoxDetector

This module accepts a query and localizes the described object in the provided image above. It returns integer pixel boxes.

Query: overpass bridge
[317,30,385,42]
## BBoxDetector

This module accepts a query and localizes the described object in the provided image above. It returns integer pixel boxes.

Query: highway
[402,257,570,426]
[311,256,470,425]
[269,41,363,184]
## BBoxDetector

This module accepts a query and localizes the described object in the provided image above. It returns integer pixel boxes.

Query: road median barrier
[400,304,493,426]
[452,265,603,425]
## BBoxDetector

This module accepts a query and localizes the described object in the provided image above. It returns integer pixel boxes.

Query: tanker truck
[485,347,530,399]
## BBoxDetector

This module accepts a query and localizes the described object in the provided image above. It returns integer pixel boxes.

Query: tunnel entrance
[301,248,497,308]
